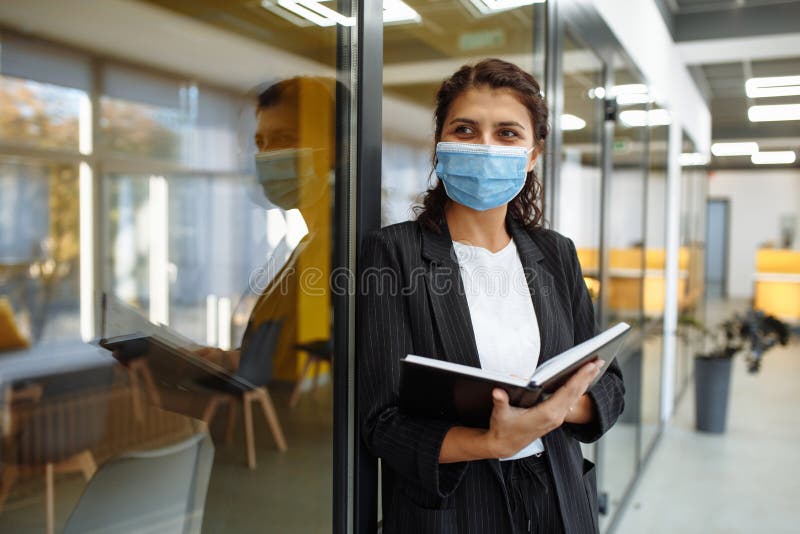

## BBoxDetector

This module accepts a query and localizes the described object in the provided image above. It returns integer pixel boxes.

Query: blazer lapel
[420,216,561,366]
[420,219,482,369]
[506,217,560,363]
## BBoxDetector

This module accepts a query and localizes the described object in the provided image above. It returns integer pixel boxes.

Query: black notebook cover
[399,322,630,428]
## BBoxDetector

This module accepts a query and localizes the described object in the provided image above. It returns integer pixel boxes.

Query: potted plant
[681,310,789,433]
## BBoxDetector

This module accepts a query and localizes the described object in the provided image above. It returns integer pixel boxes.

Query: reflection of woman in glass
[359,59,625,533]
[209,76,335,378]
[245,76,334,347]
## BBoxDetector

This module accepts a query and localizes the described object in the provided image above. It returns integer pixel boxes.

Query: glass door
[600,64,650,530]
[0,4,359,531]
[556,32,604,319]
[555,31,605,480]
[641,102,669,461]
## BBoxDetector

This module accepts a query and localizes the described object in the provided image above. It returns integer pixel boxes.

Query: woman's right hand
[485,360,603,458]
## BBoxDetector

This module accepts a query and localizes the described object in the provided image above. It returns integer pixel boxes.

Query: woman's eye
[455,125,474,135]
[499,129,518,138]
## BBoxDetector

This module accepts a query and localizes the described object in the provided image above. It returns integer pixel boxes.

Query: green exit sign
[459,30,506,51]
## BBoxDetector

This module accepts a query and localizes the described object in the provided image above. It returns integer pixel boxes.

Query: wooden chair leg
[2,387,11,438]
[201,396,221,425]
[312,357,322,396]
[128,367,144,422]
[138,362,161,407]
[225,398,237,445]
[0,464,19,511]
[242,392,256,469]
[289,356,315,408]
[53,450,97,480]
[45,463,55,534]
[77,451,97,481]
[257,388,287,452]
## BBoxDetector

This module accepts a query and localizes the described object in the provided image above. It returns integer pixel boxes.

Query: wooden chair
[200,320,287,469]
[126,358,161,422]
[0,363,113,534]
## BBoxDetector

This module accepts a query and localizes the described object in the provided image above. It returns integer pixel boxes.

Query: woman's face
[440,86,539,173]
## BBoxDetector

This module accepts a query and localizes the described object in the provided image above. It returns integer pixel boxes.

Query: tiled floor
[616,300,800,534]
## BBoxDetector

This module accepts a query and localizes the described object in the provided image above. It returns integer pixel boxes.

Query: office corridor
[617,300,800,534]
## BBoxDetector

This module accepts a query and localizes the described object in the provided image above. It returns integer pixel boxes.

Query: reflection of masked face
[255,148,320,210]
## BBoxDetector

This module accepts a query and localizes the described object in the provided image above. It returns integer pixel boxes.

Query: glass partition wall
[557,32,604,319]
[0,2,356,531]
[641,107,669,461]
[0,1,707,533]
[675,132,708,403]
[555,31,605,480]
[599,65,651,531]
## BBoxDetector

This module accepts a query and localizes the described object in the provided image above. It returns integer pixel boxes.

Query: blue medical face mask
[255,147,318,210]
[435,142,533,211]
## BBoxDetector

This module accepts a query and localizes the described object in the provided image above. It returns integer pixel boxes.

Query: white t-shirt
[452,238,545,460]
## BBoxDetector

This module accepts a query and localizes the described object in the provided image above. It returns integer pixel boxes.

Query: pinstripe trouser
[501,452,565,534]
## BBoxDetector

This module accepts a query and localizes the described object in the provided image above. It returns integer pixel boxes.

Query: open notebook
[96,292,254,396]
[399,322,630,428]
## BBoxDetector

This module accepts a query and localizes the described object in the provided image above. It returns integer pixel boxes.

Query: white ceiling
[0,0,433,139]
[0,0,331,91]
[677,32,800,65]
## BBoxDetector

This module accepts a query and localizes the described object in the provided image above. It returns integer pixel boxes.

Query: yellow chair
[0,297,29,351]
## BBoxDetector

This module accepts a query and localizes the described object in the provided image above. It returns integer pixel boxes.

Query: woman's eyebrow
[496,121,526,130]
[449,117,478,125]
[448,117,526,130]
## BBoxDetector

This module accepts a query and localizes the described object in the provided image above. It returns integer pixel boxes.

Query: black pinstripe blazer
[357,214,625,534]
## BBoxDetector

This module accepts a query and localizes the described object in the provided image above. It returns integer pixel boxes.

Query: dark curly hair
[413,58,549,233]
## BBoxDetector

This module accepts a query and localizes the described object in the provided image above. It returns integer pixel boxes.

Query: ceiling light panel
[748,103,800,122]
[275,0,354,27]
[751,151,797,165]
[745,75,800,99]
[609,84,648,97]
[619,109,671,127]
[467,0,545,15]
[588,84,650,101]
[561,114,586,131]
[710,142,759,157]
[383,0,421,24]
[616,93,652,106]
[267,0,420,26]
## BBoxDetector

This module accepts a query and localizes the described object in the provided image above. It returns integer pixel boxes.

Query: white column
[660,119,683,422]
[79,162,94,342]
[78,91,94,342]
[148,175,170,325]
[206,294,219,346]
[217,297,232,350]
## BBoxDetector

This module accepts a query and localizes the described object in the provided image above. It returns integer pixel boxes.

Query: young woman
[358,59,625,533]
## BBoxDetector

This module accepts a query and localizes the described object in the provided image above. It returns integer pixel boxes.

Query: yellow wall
[756,249,800,274]
[293,79,333,379]
[754,249,800,321]
[577,247,697,315]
